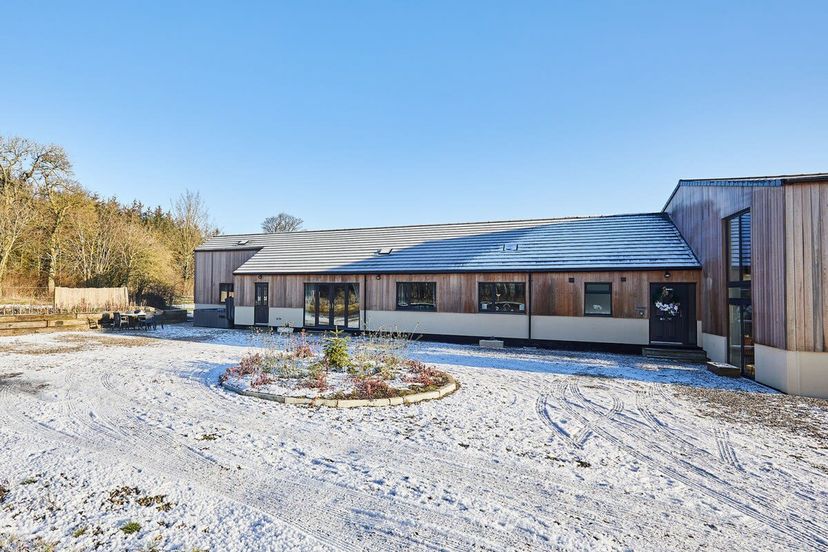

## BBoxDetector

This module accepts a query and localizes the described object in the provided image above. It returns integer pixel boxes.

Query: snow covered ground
[1,325,827,551]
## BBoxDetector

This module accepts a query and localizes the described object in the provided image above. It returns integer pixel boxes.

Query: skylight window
[376,248,393,255]
[503,243,519,252]
[236,239,249,246]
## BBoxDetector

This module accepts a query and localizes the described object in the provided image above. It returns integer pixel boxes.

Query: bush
[291,331,314,359]
[323,330,350,370]
[350,376,398,399]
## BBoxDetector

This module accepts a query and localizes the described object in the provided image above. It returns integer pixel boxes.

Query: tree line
[0,135,217,306]
[0,135,306,306]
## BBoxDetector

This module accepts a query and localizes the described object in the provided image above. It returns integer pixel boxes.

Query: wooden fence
[54,287,129,311]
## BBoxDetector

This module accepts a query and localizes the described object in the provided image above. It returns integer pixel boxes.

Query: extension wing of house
[195,173,828,399]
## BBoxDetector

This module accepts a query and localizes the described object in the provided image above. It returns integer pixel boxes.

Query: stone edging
[220,375,458,408]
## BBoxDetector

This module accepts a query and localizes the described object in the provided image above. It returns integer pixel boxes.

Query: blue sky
[2,1,827,233]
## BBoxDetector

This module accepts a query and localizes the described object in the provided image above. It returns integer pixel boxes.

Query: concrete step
[642,347,709,363]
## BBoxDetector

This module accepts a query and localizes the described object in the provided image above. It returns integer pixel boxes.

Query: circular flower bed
[219,330,457,406]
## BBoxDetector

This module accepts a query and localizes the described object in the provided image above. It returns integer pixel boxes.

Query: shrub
[323,330,350,370]
[291,331,314,359]
[277,359,301,378]
[301,365,328,391]
[402,359,448,388]
[251,372,274,388]
[351,376,398,399]
[237,352,264,376]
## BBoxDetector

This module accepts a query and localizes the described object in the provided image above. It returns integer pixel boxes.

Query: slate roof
[197,213,700,274]
[662,173,828,211]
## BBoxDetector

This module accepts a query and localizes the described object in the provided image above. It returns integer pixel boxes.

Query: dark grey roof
[663,172,828,211]
[198,213,700,274]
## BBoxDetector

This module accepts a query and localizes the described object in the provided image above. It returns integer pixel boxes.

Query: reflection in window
[584,283,612,316]
[396,282,436,311]
[219,283,234,304]
[478,282,526,313]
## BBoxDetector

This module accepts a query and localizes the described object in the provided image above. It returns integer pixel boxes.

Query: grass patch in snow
[120,521,141,534]
[20,477,37,485]
[72,527,87,538]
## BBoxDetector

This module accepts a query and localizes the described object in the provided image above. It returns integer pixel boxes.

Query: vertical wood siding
[194,249,259,304]
[751,187,787,349]
[233,270,701,320]
[664,185,754,337]
[785,183,828,352]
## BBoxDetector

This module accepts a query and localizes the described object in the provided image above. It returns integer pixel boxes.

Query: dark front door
[254,282,269,325]
[304,283,360,329]
[649,283,696,346]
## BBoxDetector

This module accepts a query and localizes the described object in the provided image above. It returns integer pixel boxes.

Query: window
[396,282,437,311]
[219,283,234,304]
[478,282,526,313]
[584,283,612,316]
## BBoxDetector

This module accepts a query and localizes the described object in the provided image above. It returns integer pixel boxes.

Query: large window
[304,283,360,329]
[584,283,612,316]
[726,210,754,377]
[219,283,234,304]
[478,282,526,313]
[396,282,436,311]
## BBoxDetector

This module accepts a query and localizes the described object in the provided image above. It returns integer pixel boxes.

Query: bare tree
[261,212,303,233]
[170,190,217,294]
[0,136,73,294]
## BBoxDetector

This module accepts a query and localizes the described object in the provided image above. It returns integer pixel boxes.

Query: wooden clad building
[664,173,828,398]
[194,173,828,398]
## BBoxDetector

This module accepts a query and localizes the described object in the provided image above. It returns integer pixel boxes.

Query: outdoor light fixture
[257,274,263,280]
[664,271,672,279]
[375,275,381,280]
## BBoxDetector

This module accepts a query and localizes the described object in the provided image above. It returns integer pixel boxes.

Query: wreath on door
[653,286,680,320]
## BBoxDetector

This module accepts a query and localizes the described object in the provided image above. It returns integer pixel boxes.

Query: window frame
[218,282,234,304]
[477,282,527,314]
[395,281,437,311]
[583,282,613,317]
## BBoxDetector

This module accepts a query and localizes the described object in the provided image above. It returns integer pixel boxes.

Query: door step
[706,361,741,377]
[642,347,709,363]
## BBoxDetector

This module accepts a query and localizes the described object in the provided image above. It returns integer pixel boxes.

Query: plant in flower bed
[221,327,454,402]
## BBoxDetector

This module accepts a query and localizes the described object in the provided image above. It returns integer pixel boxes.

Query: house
[194,173,828,399]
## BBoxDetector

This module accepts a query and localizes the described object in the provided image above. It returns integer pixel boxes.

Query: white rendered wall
[364,310,529,339]
[702,333,727,363]
[234,306,254,326]
[532,316,649,345]
[756,344,828,399]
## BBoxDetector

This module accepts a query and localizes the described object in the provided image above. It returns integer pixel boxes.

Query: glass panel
[333,285,347,328]
[741,212,752,281]
[728,217,741,282]
[584,283,612,316]
[348,284,360,328]
[255,283,268,306]
[304,284,316,327]
[317,284,331,327]
[743,303,755,377]
[478,283,525,313]
[219,283,234,304]
[397,282,436,311]
[728,303,743,370]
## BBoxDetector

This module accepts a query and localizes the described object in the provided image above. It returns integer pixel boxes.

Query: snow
[1,325,827,550]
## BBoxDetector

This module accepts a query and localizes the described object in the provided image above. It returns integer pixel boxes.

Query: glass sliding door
[303,283,360,330]
[726,210,754,377]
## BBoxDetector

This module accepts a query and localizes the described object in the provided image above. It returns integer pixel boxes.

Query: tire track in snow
[555,381,828,550]
[103,369,727,549]
[89,371,528,551]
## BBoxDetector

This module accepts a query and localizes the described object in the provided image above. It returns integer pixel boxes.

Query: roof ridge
[203,212,668,241]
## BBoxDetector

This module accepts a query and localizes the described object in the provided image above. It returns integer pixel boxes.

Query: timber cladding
[664,184,752,338]
[194,249,259,304]
[229,270,701,319]
[785,183,828,352]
